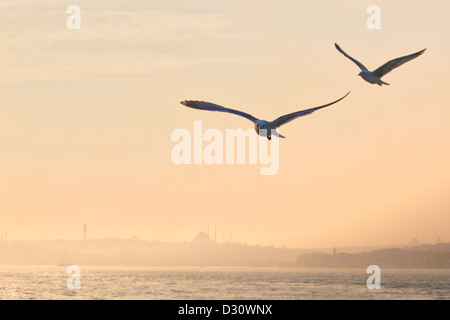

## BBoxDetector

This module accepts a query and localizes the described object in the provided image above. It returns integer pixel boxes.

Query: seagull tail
[273,130,286,139]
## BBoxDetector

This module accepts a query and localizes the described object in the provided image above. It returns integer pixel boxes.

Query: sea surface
[0,265,448,300]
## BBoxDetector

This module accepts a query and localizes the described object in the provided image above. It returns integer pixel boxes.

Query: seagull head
[255,121,273,140]
[255,122,266,133]
[358,71,367,77]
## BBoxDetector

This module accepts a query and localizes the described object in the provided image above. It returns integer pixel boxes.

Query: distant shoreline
[1,233,448,269]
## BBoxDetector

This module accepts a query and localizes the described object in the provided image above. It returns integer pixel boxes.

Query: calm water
[0,265,448,300]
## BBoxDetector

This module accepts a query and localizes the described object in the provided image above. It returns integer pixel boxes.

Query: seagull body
[180,92,350,140]
[335,43,426,86]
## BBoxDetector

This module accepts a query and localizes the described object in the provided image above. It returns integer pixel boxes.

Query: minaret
[214,225,217,242]
[83,222,87,240]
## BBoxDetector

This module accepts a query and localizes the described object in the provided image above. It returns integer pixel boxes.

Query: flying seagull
[335,43,426,86]
[180,92,350,140]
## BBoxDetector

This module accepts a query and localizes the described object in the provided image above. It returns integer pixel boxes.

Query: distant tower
[214,225,217,242]
[83,222,87,240]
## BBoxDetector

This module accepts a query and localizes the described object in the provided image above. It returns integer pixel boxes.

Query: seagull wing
[270,92,350,128]
[335,43,368,72]
[180,100,259,124]
[372,48,426,78]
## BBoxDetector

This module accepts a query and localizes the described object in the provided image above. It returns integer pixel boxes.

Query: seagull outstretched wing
[180,100,259,123]
[372,48,426,78]
[335,43,368,72]
[270,92,350,128]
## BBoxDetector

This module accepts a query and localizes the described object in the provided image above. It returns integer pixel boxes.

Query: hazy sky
[1,0,449,248]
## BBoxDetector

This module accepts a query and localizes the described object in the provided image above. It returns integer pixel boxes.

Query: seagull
[180,92,350,140]
[335,43,426,86]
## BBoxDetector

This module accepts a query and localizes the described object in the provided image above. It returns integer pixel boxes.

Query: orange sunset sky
[0,0,449,248]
